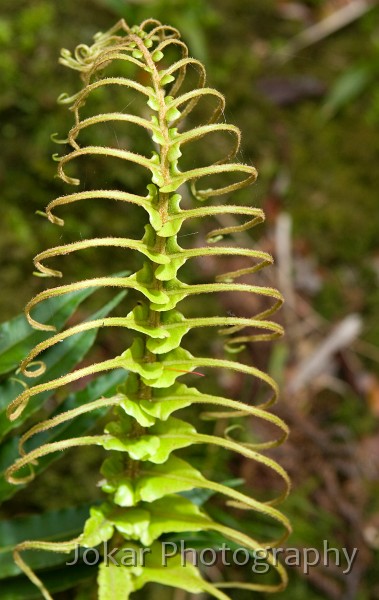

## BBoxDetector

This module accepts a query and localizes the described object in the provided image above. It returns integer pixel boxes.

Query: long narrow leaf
[0,290,127,440]
[0,291,129,502]
[0,369,126,503]
[0,287,96,376]
[0,505,92,579]
[0,563,96,599]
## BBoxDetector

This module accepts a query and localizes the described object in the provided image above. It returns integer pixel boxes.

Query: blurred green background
[1,1,379,599]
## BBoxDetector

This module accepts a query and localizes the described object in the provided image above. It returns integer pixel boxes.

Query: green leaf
[140,395,191,421]
[30,369,127,452]
[103,430,161,461]
[135,456,207,504]
[146,495,212,544]
[98,561,134,599]
[119,395,156,428]
[0,437,21,502]
[100,454,207,507]
[0,563,96,599]
[0,505,91,578]
[0,369,126,503]
[0,286,96,376]
[110,507,151,543]
[132,541,207,595]
[0,290,127,440]
[81,506,114,548]
[98,541,211,598]
[0,291,129,502]
[109,495,213,546]
[118,390,191,427]
[145,310,189,354]
[103,417,195,463]
[323,65,373,117]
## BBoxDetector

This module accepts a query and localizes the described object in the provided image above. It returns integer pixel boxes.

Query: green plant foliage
[0,505,91,578]
[0,287,95,376]
[0,286,129,512]
[0,369,127,504]
[323,65,372,118]
[5,19,290,599]
[0,563,96,600]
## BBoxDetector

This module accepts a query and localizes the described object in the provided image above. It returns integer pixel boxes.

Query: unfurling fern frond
[6,19,290,599]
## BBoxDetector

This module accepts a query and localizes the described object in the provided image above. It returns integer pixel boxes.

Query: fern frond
[7,19,290,599]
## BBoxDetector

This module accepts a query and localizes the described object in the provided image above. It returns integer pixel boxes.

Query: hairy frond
[7,19,290,599]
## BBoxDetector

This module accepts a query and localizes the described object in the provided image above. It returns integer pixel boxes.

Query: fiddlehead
[7,19,290,599]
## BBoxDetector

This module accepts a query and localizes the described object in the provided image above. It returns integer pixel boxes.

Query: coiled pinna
[6,19,290,600]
